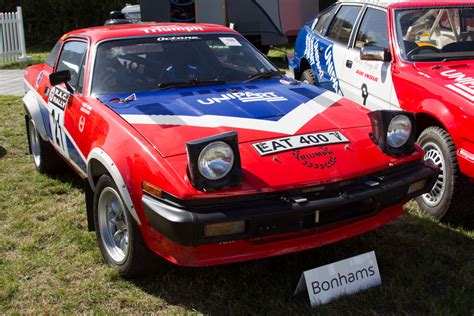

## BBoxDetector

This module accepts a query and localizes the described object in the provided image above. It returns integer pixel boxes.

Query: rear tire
[301,69,316,85]
[93,174,162,278]
[415,126,468,220]
[26,116,65,174]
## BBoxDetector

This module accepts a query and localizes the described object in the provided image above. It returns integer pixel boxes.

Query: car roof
[338,0,473,9]
[61,23,238,44]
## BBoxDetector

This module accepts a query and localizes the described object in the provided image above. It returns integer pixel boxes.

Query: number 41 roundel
[47,86,71,157]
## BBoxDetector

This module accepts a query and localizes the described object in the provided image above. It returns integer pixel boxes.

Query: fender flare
[87,148,141,224]
[417,99,457,140]
[23,89,49,141]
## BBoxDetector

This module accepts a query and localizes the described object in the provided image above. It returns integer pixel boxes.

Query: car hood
[413,62,474,104]
[98,79,371,157]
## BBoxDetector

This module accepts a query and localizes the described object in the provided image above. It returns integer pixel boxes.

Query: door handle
[346,60,353,68]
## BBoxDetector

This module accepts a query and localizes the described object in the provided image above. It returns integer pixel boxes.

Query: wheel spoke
[113,230,123,243]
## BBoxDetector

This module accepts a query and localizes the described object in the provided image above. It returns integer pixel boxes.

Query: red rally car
[290,0,474,220]
[23,23,437,277]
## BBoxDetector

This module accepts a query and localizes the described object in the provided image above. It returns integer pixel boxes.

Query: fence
[0,6,28,64]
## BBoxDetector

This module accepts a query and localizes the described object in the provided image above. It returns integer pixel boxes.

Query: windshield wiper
[244,70,285,83]
[156,78,226,90]
[442,56,474,62]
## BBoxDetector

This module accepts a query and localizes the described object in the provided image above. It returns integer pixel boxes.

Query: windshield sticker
[143,25,204,34]
[219,37,242,47]
[157,36,201,42]
[197,92,287,105]
[440,70,474,102]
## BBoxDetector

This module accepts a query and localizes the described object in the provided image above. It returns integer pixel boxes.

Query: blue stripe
[66,137,86,173]
[98,80,325,122]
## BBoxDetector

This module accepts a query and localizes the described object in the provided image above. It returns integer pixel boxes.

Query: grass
[0,52,49,70]
[0,95,473,314]
[268,46,294,70]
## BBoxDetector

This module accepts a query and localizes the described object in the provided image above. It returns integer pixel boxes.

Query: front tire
[94,174,160,278]
[300,69,316,85]
[415,126,466,220]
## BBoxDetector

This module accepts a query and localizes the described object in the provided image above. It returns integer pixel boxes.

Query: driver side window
[56,41,88,91]
[355,8,389,50]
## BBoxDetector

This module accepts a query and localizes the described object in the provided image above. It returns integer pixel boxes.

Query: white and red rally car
[291,0,474,220]
[23,23,437,277]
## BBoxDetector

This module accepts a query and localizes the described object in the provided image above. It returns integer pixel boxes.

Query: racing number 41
[51,108,65,151]
[47,87,71,156]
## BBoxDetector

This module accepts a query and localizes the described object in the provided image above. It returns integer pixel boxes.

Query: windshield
[91,34,277,95]
[395,6,474,61]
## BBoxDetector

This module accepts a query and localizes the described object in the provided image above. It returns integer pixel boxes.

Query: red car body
[23,23,437,271]
[291,0,473,219]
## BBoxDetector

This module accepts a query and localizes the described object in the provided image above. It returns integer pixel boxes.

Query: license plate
[252,131,349,156]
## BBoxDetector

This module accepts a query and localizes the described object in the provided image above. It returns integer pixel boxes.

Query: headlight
[198,141,234,180]
[186,131,242,191]
[387,115,412,148]
[368,110,416,157]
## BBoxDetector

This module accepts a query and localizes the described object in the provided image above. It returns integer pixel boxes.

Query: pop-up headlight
[368,110,416,156]
[186,131,242,191]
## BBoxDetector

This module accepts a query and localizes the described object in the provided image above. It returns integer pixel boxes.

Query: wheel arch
[296,58,312,80]
[23,89,48,141]
[87,148,141,225]
[416,99,459,144]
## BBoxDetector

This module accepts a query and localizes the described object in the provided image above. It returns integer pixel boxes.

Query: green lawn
[0,52,48,70]
[0,96,473,314]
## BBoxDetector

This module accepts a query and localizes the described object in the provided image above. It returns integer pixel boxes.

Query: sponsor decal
[48,86,70,110]
[252,131,348,156]
[47,87,71,155]
[197,91,288,105]
[157,36,201,42]
[355,69,379,83]
[113,90,342,134]
[292,146,337,169]
[78,115,86,133]
[304,34,324,79]
[143,25,204,34]
[80,103,92,115]
[440,69,474,101]
[304,33,341,94]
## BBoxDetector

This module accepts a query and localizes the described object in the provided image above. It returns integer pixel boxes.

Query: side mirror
[49,70,70,86]
[49,70,74,93]
[360,46,391,62]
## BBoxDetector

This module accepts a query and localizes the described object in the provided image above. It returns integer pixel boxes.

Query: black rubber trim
[143,160,438,246]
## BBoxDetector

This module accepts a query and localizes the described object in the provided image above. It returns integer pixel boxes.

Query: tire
[26,116,66,174]
[93,174,161,278]
[300,69,316,85]
[415,126,467,220]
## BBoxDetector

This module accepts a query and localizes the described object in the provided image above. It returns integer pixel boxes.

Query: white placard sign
[294,251,381,307]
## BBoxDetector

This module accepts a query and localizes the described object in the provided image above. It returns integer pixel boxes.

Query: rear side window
[355,8,389,49]
[313,5,338,35]
[45,41,62,68]
[56,41,88,91]
[327,5,362,45]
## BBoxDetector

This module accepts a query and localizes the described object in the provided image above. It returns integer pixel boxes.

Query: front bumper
[143,160,438,248]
